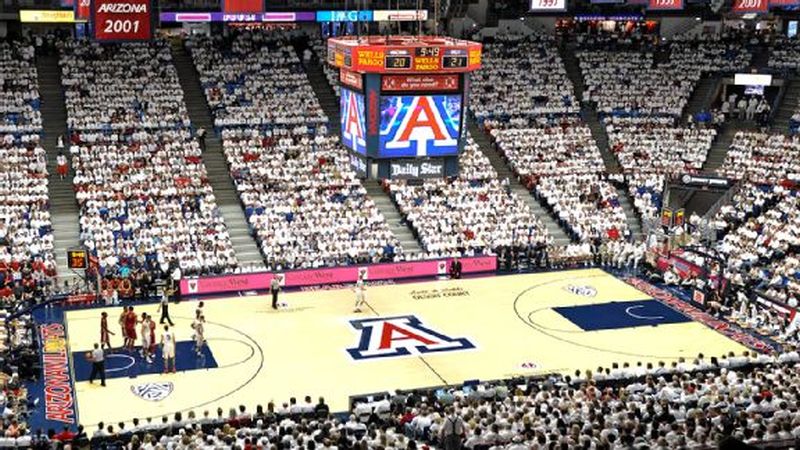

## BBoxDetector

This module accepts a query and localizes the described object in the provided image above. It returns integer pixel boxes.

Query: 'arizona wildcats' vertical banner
[340,88,367,155]
[379,95,462,158]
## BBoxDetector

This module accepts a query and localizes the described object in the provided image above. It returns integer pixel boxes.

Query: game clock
[415,47,440,57]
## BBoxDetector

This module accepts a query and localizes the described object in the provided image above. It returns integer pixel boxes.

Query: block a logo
[347,315,474,360]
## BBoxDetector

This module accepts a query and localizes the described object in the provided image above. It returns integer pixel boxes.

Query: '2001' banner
[92,0,153,41]
[733,0,768,12]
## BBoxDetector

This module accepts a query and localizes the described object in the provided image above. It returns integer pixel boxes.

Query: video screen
[745,85,764,96]
[379,94,462,158]
[340,88,367,155]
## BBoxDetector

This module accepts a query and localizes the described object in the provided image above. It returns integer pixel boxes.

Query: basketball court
[39,268,748,428]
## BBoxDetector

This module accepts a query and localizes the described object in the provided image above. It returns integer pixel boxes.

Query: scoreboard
[327,36,481,74]
[91,0,153,41]
[330,36,481,179]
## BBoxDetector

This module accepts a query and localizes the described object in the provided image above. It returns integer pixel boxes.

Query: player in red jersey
[118,309,128,348]
[124,306,137,350]
[148,316,156,354]
[100,312,114,351]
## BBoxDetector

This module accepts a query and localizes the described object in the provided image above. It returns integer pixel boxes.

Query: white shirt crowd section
[491,120,605,178]
[606,120,716,173]
[667,39,753,75]
[717,188,799,275]
[471,35,578,121]
[71,130,236,274]
[188,32,327,129]
[388,136,551,256]
[61,40,236,275]
[0,134,55,278]
[60,41,190,131]
[717,131,800,184]
[578,50,698,116]
[487,118,629,241]
[221,127,402,270]
[0,42,40,134]
[536,173,630,241]
[768,37,800,72]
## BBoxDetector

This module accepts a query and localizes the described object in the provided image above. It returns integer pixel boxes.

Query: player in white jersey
[192,315,206,355]
[353,275,366,313]
[140,313,153,363]
[161,325,176,374]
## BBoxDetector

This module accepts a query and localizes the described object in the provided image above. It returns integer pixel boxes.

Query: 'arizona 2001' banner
[732,0,768,12]
[92,0,153,41]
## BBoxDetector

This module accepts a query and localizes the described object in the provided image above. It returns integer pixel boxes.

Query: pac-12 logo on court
[564,285,597,297]
[347,315,474,360]
[131,382,174,402]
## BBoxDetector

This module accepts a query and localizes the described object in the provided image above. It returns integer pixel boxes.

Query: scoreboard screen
[93,0,153,41]
[340,88,367,155]
[379,94,462,158]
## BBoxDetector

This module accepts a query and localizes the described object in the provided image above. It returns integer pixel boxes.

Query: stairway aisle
[171,47,264,269]
[467,122,572,245]
[362,182,423,255]
[703,119,758,172]
[36,55,82,285]
[683,77,719,123]
[303,58,340,128]
[616,187,643,241]
[772,78,800,134]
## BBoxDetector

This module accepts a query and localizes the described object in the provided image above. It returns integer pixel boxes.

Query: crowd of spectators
[716,131,800,184]
[388,136,551,257]
[471,35,578,123]
[188,31,327,130]
[0,42,40,134]
[61,40,236,278]
[60,40,190,131]
[222,127,402,269]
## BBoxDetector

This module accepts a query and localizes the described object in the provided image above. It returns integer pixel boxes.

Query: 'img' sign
[389,159,444,179]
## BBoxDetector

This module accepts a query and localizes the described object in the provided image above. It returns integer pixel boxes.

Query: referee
[88,343,106,387]
[271,275,281,310]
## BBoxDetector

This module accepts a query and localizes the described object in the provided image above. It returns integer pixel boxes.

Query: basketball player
[124,306,137,351]
[193,315,206,355]
[140,313,152,363]
[148,315,156,356]
[118,309,128,349]
[161,325,176,374]
[353,274,366,313]
[195,301,204,320]
[100,312,114,351]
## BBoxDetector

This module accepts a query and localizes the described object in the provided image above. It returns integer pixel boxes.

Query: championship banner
[648,0,683,9]
[732,0,768,12]
[92,0,153,41]
[75,0,91,21]
[660,208,673,227]
[223,0,262,13]
[674,208,686,228]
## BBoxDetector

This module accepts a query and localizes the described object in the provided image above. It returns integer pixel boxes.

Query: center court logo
[347,315,474,360]
[131,382,174,401]
[564,284,597,297]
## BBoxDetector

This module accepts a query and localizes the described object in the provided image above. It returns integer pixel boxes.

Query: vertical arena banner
[379,95,462,158]
[39,323,76,426]
[92,0,153,41]
[732,0,768,12]
[75,0,91,21]
[340,88,367,155]
[648,0,683,9]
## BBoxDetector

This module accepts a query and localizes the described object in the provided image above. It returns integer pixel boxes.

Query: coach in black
[271,275,282,309]
[449,257,462,279]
